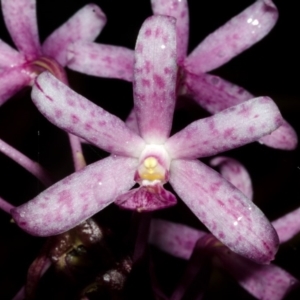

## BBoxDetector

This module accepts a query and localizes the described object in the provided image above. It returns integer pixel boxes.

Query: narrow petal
[272,207,300,244]
[151,0,189,63]
[218,249,298,300]
[149,219,207,260]
[259,119,298,150]
[0,66,31,105]
[0,40,25,68]
[1,0,41,59]
[165,97,282,159]
[169,159,279,263]
[134,15,177,144]
[184,0,278,74]
[11,156,138,236]
[31,72,145,157]
[183,72,253,113]
[183,72,298,150]
[67,42,134,81]
[42,4,106,67]
[210,157,253,200]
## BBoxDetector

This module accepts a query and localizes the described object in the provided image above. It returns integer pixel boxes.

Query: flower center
[139,156,165,182]
[29,56,68,84]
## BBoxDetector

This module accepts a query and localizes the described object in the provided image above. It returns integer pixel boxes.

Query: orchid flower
[11,16,283,264]
[149,215,299,300]
[68,0,297,150]
[0,0,106,103]
[0,0,107,170]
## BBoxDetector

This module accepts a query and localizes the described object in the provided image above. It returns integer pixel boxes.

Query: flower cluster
[0,0,299,299]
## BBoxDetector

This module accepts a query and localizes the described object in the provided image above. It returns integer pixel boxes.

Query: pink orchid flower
[150,214,299,300]
[0,0,106,104]
[12,16,283,264]
[68,0,297,150]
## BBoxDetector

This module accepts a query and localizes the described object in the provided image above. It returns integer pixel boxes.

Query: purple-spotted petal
[68,42,134,81]
[259,120,298,150]
[0,66,31,105]
[182,72,298,150]
[134,15,177,144]
[210,157,253,200]
[182,72,253,113]
[218,248,298,300]
[0,40,25,68]
[1,0,41,59]
[169,159,279,263]
[115,185,177,212]
[149,219,207,260]
[31,72,145,157]
[151,0,189,64]
[165,97,282,159]
[11,156,137,236]
[42,4,106,67]
[272,207,300,244]
[184,0,278,74]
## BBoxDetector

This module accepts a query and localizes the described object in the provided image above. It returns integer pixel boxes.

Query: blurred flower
[0,0,106,103]
[12,16,283,264]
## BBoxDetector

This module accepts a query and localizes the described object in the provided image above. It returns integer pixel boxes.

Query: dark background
[0,0,299,299]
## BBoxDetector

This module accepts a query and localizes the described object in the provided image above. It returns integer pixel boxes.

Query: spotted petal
[210,157,253,200]
[218,247,298,300]
[169,159,279,263]
[68,42,134,81]
[42,4,106,67]
[151,0,189,63]
[165,97,282,159]
[184,0,278,74]
[149,219,206,260]
[1,0,41,59]
[11,156,137,236]
[0,66,31,105]
[31,72,145,158]
[272,207,300,244]
[0,39,25,68]
[134,15,177,144]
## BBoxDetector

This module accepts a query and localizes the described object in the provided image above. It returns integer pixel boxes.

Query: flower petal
[183,72,298,150]
[1,0,41,59]
[169,159,279,263]
[151,0,189,64]
[149,219,207,260]
[125,109,139,134]
[218,248,298,300]
[31,72,145,157]
[115,185,177,212]
[134,15,177,144]
[259,119,298,150]
[0,66,31,105]
[165,97,282,159]
[184,0,278,74]
[11,156,138,236]
[272,207,300,244]
[42,4,106,67]
[67,42,134,81]
[0,40,25,68]
[210,156,253,200]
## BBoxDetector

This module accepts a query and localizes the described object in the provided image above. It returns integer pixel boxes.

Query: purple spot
[55,109,62,118]
[71,114,80,124]
[142,79,151,87]
[46,95,53,102]
[145,28,151,36]
[67,99,75,107]
[153,74,165,89]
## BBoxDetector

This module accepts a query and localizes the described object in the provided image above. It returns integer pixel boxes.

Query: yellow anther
[144,157,158,169]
